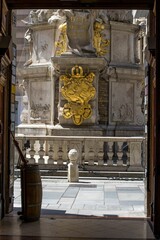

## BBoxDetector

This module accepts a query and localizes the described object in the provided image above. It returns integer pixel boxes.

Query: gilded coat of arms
[60,65,96,125]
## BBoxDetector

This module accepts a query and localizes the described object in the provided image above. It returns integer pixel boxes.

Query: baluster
[98,142,104,166]
[81,144,85,165]
[117,141,123,166]
[125,142,130,166]
[112,142,118,166]
[57,146,63,165]
[48,141,54,164]
[29,140,36,164]
[107,142,114,165]
[63,141,69,165]
[38,140,45,164]
[88,147,95,166]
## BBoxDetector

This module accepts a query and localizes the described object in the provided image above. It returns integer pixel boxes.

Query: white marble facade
[18,9,145,136]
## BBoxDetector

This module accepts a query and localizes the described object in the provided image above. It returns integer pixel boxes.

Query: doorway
[12,10,148,219]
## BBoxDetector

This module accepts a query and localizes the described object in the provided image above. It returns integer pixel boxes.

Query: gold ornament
[60,65,96,125]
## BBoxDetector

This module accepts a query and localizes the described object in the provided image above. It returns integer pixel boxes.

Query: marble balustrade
[15,135,145,172]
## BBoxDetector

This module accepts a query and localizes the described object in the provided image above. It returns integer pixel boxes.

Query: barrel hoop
[26,183,42,186]
[27,203,41,207]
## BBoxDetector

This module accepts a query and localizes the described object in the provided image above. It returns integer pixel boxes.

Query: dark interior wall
[6,0,154,10]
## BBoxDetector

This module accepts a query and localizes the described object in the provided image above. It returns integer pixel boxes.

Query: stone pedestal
[17,62,57,136]
[68,149,79,182]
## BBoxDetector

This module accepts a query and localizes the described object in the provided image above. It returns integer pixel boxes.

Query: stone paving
[14,177,146,217]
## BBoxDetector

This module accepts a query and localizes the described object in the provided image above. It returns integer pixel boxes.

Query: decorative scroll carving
[93,19,110,56]
[60,65,96,125]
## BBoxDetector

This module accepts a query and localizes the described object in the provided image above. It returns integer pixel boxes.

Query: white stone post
[128,141,143,171]
[68,149,79,182]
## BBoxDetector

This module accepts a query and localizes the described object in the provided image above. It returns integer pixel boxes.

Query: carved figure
[48,9,67,24]
[60,65,96,125]
[24,29,33,66]
[55,23,67,55]
[93,19,110,56]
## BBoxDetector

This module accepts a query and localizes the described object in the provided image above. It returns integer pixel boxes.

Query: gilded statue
[60,65,96,125]
[55,23,67,55]
[93,19,110,56]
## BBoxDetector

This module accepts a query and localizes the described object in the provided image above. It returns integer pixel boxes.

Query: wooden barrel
[20,164,42,221]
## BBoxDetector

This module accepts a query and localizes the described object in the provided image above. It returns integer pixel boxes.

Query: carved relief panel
[30,81,51,123]
[109,77,144,126]
[32,28,54,63]
[109,81,134,124]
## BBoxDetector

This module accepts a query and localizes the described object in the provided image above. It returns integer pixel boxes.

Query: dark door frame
[2,0,160,237]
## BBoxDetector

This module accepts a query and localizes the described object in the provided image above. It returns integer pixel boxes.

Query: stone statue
[24,29,33,66]
[23,9,111,59]
[107,10,133,23]
[21,9,52,25]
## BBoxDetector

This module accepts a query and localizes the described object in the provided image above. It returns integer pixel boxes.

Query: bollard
[68,149,79,182]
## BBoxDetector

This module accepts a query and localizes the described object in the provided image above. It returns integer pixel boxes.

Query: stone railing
[15,135,145,172]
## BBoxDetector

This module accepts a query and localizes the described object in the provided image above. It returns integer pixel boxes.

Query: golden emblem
[60,65,96,125]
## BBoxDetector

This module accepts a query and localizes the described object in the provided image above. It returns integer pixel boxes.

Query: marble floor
[0,178,156,239]
[0,215,155,240]
[14,178,146,217]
